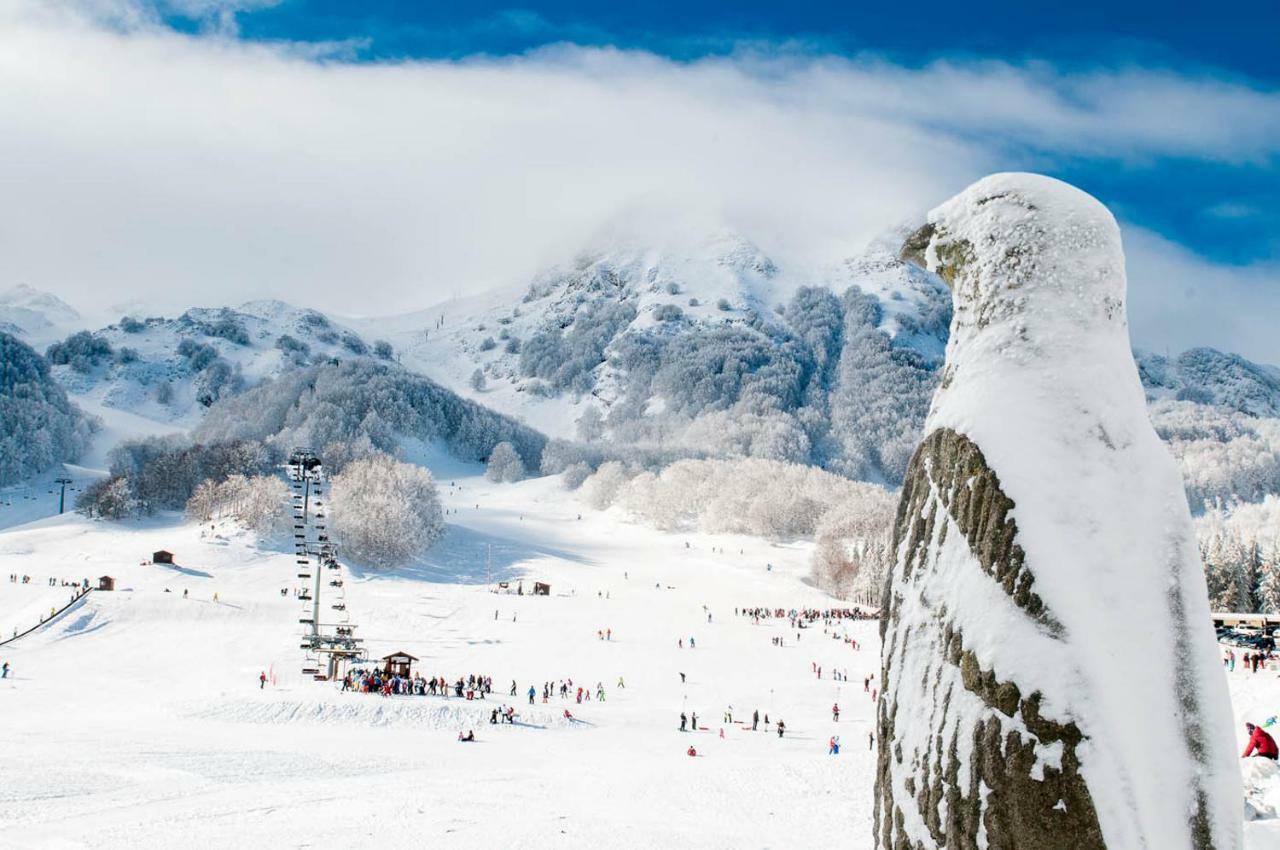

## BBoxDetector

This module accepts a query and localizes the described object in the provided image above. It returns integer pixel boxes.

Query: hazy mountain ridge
[9,229,1280,507]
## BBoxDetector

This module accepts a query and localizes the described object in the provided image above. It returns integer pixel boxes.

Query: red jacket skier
[1243,723,1278,759]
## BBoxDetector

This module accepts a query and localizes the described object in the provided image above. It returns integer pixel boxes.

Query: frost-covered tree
[560,462,592,490]
[575,407,604,443]
[581,461,634,510]
[470,369,486,391]
[330,454,444,566]
[1260,549,1280,614]
[485,441,525,483]
[78,476,136,520]
[186,474,287,534]
[46,330,113,373]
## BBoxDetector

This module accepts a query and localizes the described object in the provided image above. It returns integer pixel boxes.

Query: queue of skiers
[341,670,496,699]
[9,574,90,587]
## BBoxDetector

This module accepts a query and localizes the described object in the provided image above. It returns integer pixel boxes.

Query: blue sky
[2,1,1277,360]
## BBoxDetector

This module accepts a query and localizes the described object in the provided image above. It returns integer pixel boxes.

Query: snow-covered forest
[194,359,545,472]
[0,332,96,486]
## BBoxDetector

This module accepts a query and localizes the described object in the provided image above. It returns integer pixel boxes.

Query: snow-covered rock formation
[875,174,1240,849]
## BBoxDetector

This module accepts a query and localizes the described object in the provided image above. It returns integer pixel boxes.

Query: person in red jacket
[1243,723,1278,759]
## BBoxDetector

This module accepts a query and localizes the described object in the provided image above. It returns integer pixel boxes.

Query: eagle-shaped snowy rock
[875,173,1240,850]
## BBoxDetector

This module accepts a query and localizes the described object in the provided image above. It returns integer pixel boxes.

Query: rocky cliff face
[875,174,1240,850]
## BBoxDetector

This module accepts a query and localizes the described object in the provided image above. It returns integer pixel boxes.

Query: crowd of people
[1224,648,1272,674]
[735,606,876,624]
[341,669,495,699]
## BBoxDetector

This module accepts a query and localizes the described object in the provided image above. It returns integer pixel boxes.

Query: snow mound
[1244,758,1280,821]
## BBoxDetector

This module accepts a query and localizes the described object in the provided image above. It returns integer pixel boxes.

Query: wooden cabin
[153,550,174,564]
[381,651,417,678]
[533,582,551,596]
[98,576,115,591]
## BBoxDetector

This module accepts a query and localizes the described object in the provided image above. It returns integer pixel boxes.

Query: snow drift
[875,174,1240,849]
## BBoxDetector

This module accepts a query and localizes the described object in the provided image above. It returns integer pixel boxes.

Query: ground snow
[0,463,1275,847]
[0,472,878,848]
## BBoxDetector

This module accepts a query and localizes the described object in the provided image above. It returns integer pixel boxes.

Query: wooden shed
[98,576,115,591]
[533,582,551,596]
[153,550,174,564]
[381,651,417,678]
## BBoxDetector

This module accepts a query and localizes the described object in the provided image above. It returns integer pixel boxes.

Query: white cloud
[0,1,1276,361]
[1124,228,1280,365]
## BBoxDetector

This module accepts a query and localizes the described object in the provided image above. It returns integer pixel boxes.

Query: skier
[752,709,759,731]
[687,746,697,757]
[259,671,267,690]
[832,703,840,722]
[1,661,8,678]
[680,672,686,684]
[680,712,688,732]
[777,719,786,738]
[829,735,840,755]
[528,685,536,705]
[691,712,698,730]
[1243,723,1279,759]
[510,680,517,696]
[689,636,696,649]
[617,676,625,689]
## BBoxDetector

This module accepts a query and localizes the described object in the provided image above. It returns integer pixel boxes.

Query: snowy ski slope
[0,462,1277,848]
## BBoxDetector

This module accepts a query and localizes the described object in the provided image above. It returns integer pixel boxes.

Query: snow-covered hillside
[353,231,949,485]
[0,467,878,848]
[0,454,1274,848]
[50,301,392,431]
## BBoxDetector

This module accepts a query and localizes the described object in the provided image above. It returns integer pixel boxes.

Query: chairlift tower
[287,449,364,680]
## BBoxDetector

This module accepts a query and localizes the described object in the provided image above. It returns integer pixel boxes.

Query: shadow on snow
[343,521,594,586]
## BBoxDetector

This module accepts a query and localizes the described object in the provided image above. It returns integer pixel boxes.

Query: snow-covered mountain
[354,231,951,485]
[0,284,82,347]
[47,300,395,431]
[10,227,1280,509]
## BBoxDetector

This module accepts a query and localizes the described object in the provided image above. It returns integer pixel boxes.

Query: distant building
[153,550,174,564]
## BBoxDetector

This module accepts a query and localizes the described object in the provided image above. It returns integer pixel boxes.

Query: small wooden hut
[98,576,115,591]
[533,582,551,596]
[153,550,174,564]
[381,651,417,678]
